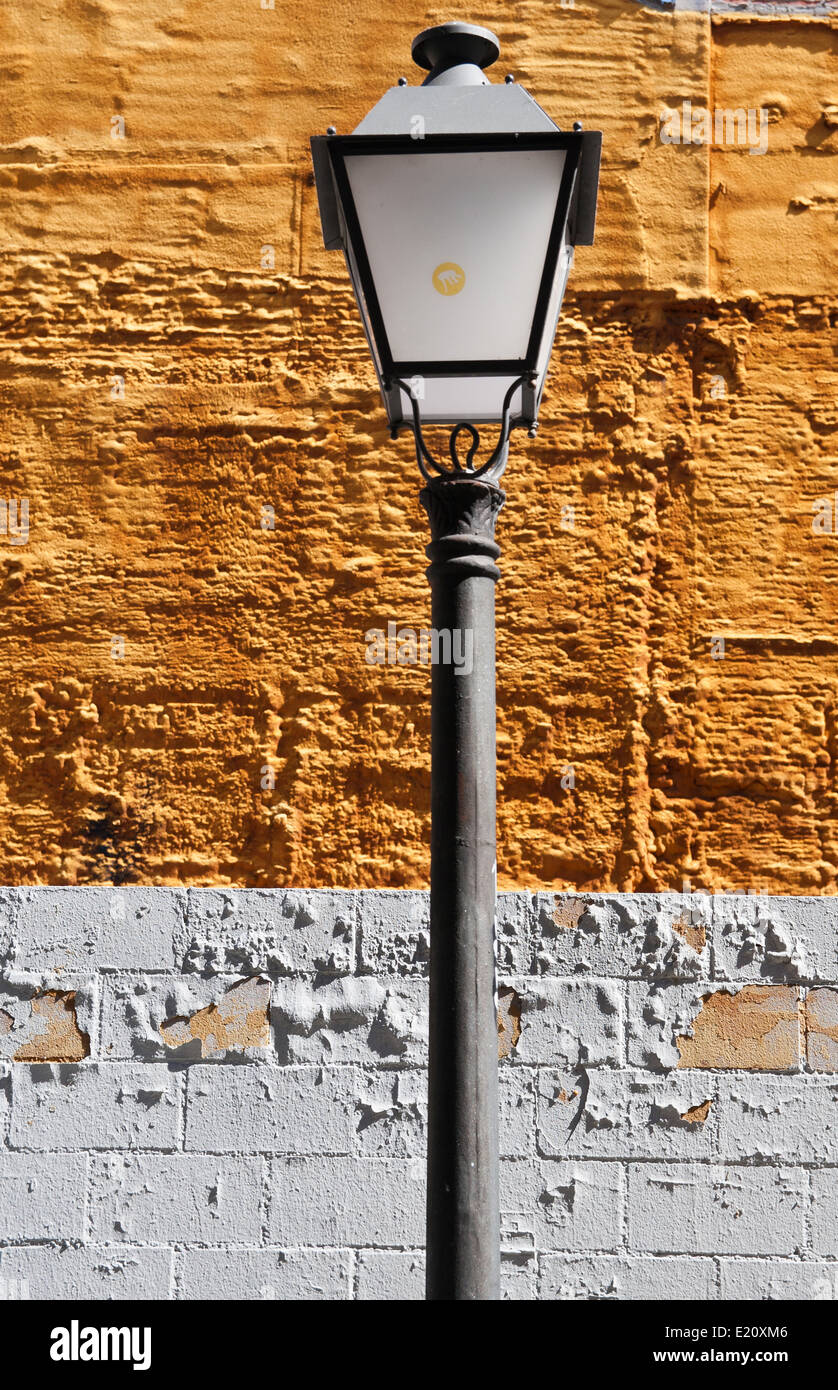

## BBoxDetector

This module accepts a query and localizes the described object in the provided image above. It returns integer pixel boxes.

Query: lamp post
[311,20,601,1301]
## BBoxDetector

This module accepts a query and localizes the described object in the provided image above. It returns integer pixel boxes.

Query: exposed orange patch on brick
[13,991,90,1062]
[160,977,270,1057]
[498,986,522,1060]
[677,986,801,1071]
[0,1009,13,1036]
[804,988,838,1072]
[552,899,586,931]
[681,1099,712,1125]
[672,919,706,953]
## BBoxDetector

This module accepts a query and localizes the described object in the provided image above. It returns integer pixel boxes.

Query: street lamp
[311,20,601,1302]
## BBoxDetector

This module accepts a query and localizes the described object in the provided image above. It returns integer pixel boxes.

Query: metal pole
[420,474,504,1301]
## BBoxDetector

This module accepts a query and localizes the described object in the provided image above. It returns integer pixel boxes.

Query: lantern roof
[312,32,600,253]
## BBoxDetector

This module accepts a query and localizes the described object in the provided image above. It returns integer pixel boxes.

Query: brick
[355,892,530,979]
[677,986,802,1071]
[101,972,266,1061]
[1,883,835,1285]
[529,893,711,981]
[12,887,182,971]
[0,891,16,964]
[354,1245,535,1302]
[268,1157,425,1246]
[809,1171,838,1257]
[718,1259,838,1301]
[500,1160,623,1252]
[354,1070,426,1158]
[98,973,193,1062]
[628,982,713,1071]
[10,1063,180,1151]
[356,891,429,976]
[716,1075,838,1163]
[356,1249,425,1301]
[160,976,270,1057]
[501,1209,535,1265]
[11,991,89,1062]
[272,976,427,1066]
[628,1163,806,1255]
[529,893,624,977]
[712,896,836,983]
[180,1247,351,1301]
[540,1254,717,1300]
[494,893,531,975]
[500,1252,538,1300]
[537,1069,716,1160]
[350,1068,533,1159]
[186,1065,355,1155]
[625,1076,716,1159]
[0,1153,87,1241]
[89,1154,264,1244]
[494,1212,547,1300]
[511,979,622,1068]
[633,897,711,981]
[806,987,838,1071]
[0,1245,173,1300]
[182,888,354,977]
[537,1068,630,1160]
[0,975,97,1062]
[499,1068,536,1158]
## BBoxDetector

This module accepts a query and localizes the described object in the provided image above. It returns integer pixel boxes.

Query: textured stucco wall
[0,2,836,892]
[2,887,838,1300]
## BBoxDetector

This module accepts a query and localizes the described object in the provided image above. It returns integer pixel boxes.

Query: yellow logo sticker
[432,262,466,296]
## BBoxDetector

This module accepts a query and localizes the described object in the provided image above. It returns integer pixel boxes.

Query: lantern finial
[411,23,500,87]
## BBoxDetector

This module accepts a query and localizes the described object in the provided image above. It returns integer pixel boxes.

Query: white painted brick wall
[0,888,837,1300]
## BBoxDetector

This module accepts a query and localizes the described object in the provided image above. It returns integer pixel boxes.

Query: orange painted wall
[0,3,836,891]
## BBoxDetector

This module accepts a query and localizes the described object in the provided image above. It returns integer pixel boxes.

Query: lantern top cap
[411,23,500,84]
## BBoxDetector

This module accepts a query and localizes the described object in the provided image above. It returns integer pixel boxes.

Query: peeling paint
[12,991,90,1063]
[682,1099,712,1125]
[498,986,522,1060]
[160,977,269,1058]
[677,986,801,1071]
[649,1098,712,1128]
[720,914,808,981]
[636,915,707,982]
[672,920,707,954]
[551,899,587,932]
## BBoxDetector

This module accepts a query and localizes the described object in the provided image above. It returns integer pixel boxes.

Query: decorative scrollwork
[448,422,480,472]
[389,373,536,485]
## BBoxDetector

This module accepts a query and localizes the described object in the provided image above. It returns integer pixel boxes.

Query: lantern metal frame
[392,370,533,482]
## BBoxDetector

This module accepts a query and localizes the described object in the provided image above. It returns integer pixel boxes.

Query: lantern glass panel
[397,375,523,426]
[343,148,567,365]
